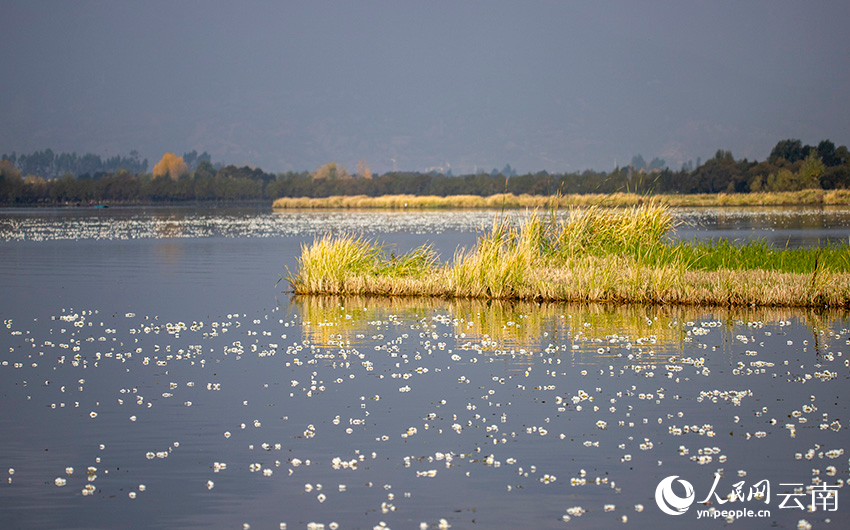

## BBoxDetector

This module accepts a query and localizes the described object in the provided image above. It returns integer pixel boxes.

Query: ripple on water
[3,206,850,243]
[0,299,848,529]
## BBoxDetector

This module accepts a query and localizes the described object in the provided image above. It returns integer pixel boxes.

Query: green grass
[671,239,850,273]
[287,203,850,308]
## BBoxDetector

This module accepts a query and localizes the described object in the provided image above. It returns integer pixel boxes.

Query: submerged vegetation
[287,203,850,308]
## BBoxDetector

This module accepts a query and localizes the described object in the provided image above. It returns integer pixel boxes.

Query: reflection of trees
[295,296,846,367]
[153,240,184,266]
[153,212,184,238]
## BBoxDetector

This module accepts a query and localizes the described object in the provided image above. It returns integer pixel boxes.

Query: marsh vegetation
[273,190,850,209]
[288,203,850,307]
[2,205,849,529]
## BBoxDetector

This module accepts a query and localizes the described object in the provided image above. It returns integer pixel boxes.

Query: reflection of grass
[273,190,850,209]
[288,203,850,308]
[297,295,688,351]
[447,299,689,352]
[298,295,425,346]
[296,295,844,355]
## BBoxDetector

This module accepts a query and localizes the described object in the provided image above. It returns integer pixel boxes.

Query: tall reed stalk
[286,203,850,308]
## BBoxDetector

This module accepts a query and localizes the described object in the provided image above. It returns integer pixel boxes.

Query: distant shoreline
[0,199,272,209]
[273,190,850,209]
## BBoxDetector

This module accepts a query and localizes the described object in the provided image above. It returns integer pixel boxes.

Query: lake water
[1,206,849,529]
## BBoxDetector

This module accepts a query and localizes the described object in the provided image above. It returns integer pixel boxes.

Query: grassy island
[286,203,850,308]
[273,190,850,209]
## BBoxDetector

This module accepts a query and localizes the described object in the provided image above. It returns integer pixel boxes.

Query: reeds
[273,190,850,209]
[273,194,556,209]
[287,203,850,308]
[288,234,437,294]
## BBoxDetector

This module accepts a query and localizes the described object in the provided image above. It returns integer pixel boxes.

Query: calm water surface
[3,204,850,245]
[1,206,849,529]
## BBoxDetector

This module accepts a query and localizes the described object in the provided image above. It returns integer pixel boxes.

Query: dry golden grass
[273,190,850,209]
[291,258,850,308]
[287,203,850,308]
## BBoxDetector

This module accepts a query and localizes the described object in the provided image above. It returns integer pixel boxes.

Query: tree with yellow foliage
[356,159,372,179]
[153,153,189,180]
[313,162,350,181]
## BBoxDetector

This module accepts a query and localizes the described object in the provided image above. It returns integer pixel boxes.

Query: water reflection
[675,206,850,246]
[153,211,186,238]
[2,260,849,529]
[298,294,844,364]
[3,205,850,246]
[296,296,849,527]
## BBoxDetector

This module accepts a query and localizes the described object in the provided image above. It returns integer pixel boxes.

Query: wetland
[1,205,849,529]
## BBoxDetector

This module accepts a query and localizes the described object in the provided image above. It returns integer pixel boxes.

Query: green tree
[834,145,849,166]
[193,160,216,180]
[765,168,797,191]
[689,151,747,193]
[0,159,23,202]
[769,139,806,164]
[817,140,838,167]
[798,149,824,189]
[821,165,850,189]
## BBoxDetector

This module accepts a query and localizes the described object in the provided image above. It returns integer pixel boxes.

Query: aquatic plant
[288,234,438,295]
[287,203,850,308]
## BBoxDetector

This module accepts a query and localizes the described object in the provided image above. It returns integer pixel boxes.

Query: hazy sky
[2,1,849,174]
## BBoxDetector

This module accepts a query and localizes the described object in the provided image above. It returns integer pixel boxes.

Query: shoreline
[0,199,272,209]
[273,190,850,209]
[289,267,850,309]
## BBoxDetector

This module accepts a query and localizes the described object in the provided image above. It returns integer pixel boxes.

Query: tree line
[1,139,849,205]
[1,149,149,180]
